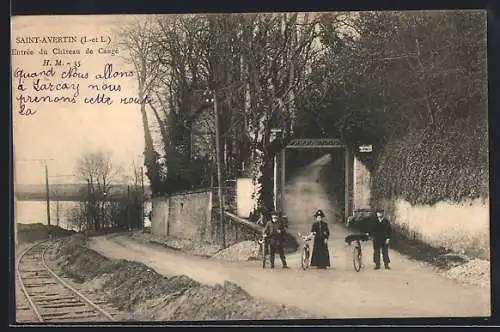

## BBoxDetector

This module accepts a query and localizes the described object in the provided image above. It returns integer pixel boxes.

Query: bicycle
[298,232,315,270]
[258,234,269,268]
[345,233,370,272]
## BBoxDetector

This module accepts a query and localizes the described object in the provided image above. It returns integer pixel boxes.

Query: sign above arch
[286,138,346,149]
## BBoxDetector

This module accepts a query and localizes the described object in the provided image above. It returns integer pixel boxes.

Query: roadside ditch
[45,234,315,321]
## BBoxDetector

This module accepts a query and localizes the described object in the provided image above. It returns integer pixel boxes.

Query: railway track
[16,240,117,323]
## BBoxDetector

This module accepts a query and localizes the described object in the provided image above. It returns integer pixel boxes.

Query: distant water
[14,200,152,231]
[14,200,81,231]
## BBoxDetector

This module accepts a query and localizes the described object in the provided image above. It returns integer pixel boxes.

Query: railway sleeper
[23,258,44,263]
[27,253,43,256]
[21,276,53,282]
[18,269,47,274]
[21,271,51,276]
[41,312,103,321]
[16,306,32,311]
[36,297,82,304]
[41,308,98,317]
[31,292,72,297]
[24,281,58,286]
[39,302,87,309]
[44,314,105,323]
[31,296,76,303]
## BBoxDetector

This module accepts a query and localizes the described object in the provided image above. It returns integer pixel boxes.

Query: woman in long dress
[310,209,331,269]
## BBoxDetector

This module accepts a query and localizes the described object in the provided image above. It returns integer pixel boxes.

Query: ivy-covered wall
[372,119,488,206]
[368,118,489,259]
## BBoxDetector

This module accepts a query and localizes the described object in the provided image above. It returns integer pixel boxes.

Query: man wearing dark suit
[370,209,392,270]
[263,211,289,269]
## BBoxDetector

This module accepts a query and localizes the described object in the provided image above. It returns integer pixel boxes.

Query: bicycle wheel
[353,245,362,272]
[262,242,267,269]
[301,248,310,270]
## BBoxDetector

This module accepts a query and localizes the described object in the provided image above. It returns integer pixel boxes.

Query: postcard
[11,11,490,324]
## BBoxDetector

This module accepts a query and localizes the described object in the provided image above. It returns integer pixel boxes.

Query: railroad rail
[16,240,116,323]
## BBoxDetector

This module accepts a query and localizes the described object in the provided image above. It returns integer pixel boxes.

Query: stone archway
[275,138,354,221]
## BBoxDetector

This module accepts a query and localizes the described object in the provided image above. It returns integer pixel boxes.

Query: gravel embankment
[17,223,76,243]
[49,234,315,321]
[211,241,261,262]
[444,259,491,288]
[127,232,222,257]
[347,218,490,288]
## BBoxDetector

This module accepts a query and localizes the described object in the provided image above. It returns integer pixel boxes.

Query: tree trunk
[140,102,155,166]
[148,101,169,145]
[257,155,275,217]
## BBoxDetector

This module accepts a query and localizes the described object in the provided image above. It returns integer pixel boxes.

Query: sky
[11,15,149,185]
[10,12,359,186]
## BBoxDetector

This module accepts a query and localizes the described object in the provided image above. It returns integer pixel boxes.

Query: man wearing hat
[369,209,392,270]
[310,209,331,269]
[262,211,289,269]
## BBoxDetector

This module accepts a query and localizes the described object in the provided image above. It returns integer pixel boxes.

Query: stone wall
[151,197,170,238]
[349,157,490,260]
[379,198,490,260]
[151,189,213,242]
[151,185,261,247]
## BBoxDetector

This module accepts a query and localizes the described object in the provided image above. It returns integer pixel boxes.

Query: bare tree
[121,13,323,214]
[66,203,88,232]
[118,16,165,194]
[75,150,122,231]
[238,13,322,214]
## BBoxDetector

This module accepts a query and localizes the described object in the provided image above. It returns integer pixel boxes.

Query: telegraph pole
[205,88,226,249]
[140,166,145,230]
[87,178,92,230]
[45,164,51,227]
[56,199,60,227]
[17,158,55,227]
[215,91,226,248]
[127,185,131,231]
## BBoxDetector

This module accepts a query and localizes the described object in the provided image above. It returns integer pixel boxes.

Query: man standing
[263,211,288,269]
[370,209,392,270]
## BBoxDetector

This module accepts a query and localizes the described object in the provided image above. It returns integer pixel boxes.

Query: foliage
[372,117,488,206]
[300,10,488,205]
[122,13,322,216]
[74,150,122,231]
[122,11,488,213]
[71,150,146,231]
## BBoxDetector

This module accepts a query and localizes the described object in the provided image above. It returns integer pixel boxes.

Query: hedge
[371,118,488,206]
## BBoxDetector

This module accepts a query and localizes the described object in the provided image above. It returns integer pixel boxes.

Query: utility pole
[205,88,226,249]
[14,195,18,247]
[17,158,54,228]
[46,173,76,230]
[127,185,131,231]
[140,166,145,230]
[56,199,60,227]
[45,164,51,227]
[87,178,92,230]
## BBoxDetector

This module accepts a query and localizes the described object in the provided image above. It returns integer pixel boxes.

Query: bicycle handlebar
[298,232,315,241]
[257,234,268,244]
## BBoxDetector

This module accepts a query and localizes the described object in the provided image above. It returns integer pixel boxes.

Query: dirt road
[88,154,489,318]
[89,231,489,318]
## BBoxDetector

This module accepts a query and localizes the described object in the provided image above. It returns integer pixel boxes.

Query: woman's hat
[314,209,325,217]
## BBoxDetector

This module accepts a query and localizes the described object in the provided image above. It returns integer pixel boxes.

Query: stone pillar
[353,156,372,211]
[236,178,254,218]
[280,148,286,212]
[274,148,285,212]
[344,147,354,220]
